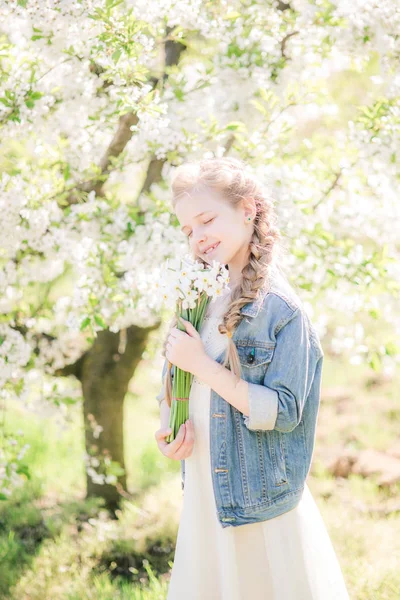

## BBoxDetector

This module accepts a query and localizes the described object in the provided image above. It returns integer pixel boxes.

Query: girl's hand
[154,420,194,460]
[165,317,207,376]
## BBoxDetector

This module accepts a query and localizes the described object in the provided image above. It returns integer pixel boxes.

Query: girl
[155,157,350,600]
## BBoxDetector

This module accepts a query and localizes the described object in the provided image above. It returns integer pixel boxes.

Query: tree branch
[67,27,187,204]
[281,31,299,59]
[313,170,342,210]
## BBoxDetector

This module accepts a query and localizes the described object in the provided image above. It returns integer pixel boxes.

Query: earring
[247,217,251,221]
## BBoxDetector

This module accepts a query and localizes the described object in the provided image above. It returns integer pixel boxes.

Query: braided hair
[162,157,282,407]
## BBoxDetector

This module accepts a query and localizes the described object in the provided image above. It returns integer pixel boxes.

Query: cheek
[211,220,224,236]
[218,223,232,242]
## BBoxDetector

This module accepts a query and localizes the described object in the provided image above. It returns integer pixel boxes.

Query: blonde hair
[161,157,282,408]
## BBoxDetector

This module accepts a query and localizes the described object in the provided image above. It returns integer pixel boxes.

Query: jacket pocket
[236,342,275,384]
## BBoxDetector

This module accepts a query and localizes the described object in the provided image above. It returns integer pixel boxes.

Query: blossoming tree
[1,0,399,507]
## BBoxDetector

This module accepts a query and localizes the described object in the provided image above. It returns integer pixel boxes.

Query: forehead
[175,189,230,227]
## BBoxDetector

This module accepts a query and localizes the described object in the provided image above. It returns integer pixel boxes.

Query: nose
[193,229,207,252]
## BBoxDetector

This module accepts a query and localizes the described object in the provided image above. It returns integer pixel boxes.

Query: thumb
[159,428,173,438]
[178,316,199,337]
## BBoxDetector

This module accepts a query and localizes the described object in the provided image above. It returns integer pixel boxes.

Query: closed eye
[187,217,215,238]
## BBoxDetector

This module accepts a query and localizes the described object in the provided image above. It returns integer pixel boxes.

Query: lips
[204,242,220,256]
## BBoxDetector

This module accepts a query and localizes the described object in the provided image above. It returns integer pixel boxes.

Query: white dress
[166,288,350,600]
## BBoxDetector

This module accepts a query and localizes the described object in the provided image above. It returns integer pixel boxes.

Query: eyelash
[187,217,214,238]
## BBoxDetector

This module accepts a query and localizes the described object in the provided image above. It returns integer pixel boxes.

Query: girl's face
[175,188,255,285]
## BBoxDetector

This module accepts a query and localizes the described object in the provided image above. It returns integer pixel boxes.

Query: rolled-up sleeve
[243,308,323,433]
[243,383,278,431]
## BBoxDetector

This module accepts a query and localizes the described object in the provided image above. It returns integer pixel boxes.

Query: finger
[178,318,199,337]
[183,419,193,443]
[156,429,177,455]
[171,324,190,335]
[174,441,194,460]
[167,332,182,344]
[169,332,188,345]
[185,419,194,447]
[171,421,194,460]
[166,340,177,355]
[165,423,187,457]
[155,432,172,453]
[155,428,173,442]
[169,328,182,338]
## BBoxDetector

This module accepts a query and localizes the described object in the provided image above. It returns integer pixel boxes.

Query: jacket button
[247,348,255,363]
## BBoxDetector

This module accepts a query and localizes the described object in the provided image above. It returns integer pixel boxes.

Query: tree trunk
[78,322,160,512]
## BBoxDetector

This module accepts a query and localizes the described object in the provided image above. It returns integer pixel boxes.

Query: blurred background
[0,1,399,598]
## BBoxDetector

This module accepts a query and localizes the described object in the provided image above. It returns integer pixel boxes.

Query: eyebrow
[180,211,211,232]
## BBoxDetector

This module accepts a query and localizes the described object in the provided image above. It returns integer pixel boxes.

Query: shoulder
[262,268,303,325]
[260,269,323,356]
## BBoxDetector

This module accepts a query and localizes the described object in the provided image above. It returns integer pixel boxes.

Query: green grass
[0,352,399,599]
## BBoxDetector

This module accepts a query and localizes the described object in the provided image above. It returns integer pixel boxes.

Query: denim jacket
[156,270,324,528]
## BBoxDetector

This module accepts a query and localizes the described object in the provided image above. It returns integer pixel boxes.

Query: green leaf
[63,45,75,56]
[249,99,268,116]
[112,49,122,63]
[30,91,43,100]
[385,342,399,357]
[223,11,241,19]
[298,282,313,291]
[16,464,30,479]
[174,88,185,101]
[369,352,381,372]
[225,121,245,131]
[106,0,125,8]
[63,163,71,181]
[62,396,78,405]
[94,314,106,328]
[107,461,125,477]
[89,294,98,307]
[80,317,91,331]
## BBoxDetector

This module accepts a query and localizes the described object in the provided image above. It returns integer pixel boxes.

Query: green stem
[166,292,210,443]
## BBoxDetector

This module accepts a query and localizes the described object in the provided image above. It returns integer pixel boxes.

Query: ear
[242,196,256,221]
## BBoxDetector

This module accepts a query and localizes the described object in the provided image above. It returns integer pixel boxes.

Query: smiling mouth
[204,242,220,256]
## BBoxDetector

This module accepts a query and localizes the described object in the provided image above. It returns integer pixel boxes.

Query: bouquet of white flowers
[160,254,231,442]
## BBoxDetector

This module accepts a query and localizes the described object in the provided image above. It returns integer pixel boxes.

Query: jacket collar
[240,284,270,318]
[233,264,281,318]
